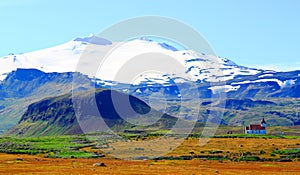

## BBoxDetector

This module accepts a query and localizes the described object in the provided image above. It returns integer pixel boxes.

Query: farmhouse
[244,118,266,134]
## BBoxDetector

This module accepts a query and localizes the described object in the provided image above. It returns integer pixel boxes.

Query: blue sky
[1,0,299,71]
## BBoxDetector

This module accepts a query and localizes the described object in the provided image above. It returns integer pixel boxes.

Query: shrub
[244,151,252,155]
[270,153,276,157]
[259,150,266,154]
[239,156,260,161]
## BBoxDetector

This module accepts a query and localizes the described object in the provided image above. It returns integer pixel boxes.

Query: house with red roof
[244,118,266,134]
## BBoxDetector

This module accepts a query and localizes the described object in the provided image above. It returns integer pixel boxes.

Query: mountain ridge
[0,68,299,136]
[0,35,299,135]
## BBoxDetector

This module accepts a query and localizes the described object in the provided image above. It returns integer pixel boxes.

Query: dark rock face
[73,36,112,45]
[0,68,88,98]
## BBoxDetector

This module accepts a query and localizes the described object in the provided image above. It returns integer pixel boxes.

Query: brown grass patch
[1,153,300,174]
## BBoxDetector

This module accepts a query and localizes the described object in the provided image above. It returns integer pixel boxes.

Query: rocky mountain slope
[0,68,299,136]
[6,88,177,136]
[0,69,91,133]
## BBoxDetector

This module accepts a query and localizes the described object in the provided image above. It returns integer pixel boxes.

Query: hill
[6,89,178,136]
[0,69,90,133]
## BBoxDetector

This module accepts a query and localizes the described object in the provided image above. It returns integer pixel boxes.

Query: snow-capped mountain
[0,35,300,134]
[0,35,262,84]
[1,34,299,98]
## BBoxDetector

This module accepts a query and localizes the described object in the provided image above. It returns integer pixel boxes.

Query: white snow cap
[0,35,261,83]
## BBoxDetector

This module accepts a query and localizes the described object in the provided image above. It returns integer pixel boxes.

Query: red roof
[249,124,265,130]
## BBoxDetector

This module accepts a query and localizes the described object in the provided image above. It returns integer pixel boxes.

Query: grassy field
[169,137,300,160]
[93,133,300,161]
[1,153,300,175]
[0,132,300,174]
[0,135,103,158]
[1,132,300,160]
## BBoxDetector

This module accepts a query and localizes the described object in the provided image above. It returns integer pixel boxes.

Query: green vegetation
[0,135,103,158]
[272,148,300,159]
[238,156,260,161]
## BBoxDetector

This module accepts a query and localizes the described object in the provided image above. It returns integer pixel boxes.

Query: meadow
[1,153,300,175]
[0,127,300,174]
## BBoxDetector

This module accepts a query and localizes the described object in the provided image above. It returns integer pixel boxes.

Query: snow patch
[94,79,117,86]
[209,85,240,94]
[135,89,142,94]
[282,79,296,87]
[258,74,273,78]
[232,79,296,88]
[232,79,283,87]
